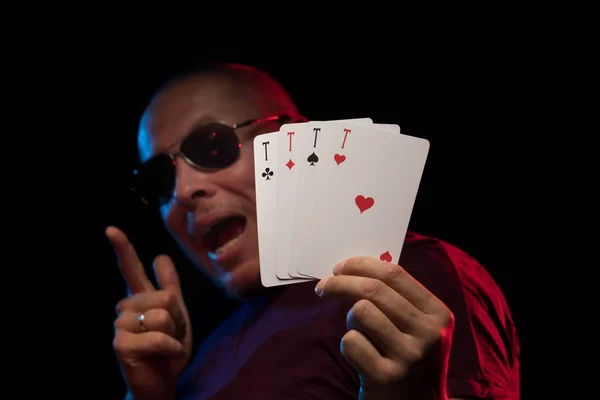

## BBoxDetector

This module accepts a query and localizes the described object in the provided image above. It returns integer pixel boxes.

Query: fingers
[326,256,455,393]
[115,309,177,337]
[346,299,417,362]
[340,329,405,385]
[106,226,154,294]
[116,290,186,339]
[153,255,182,297]
[333,257,444,315]
[317,274,426,334]
[113,329,184,359]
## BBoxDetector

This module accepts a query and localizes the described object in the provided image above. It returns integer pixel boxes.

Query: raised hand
[107,226,192,400]
[315,257,454,400]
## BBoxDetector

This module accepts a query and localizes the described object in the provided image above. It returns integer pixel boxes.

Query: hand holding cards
[254,118,430,287]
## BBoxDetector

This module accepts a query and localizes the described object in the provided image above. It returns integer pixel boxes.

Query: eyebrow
[189,116,220,130]
[161,116,221,152]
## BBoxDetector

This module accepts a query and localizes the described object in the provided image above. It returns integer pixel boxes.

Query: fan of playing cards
[253,118,430,287]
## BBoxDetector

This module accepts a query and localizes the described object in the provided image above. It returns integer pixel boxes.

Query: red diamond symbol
[286,159,295,170]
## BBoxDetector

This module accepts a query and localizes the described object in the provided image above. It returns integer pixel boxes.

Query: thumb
[153,255,183,298]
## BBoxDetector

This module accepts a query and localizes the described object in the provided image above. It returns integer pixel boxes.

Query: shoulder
[401,231,520,399]
[401,231,509,309]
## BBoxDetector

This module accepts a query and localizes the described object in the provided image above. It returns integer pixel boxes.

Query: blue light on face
[159,203,171,220]
[137,124,154,162]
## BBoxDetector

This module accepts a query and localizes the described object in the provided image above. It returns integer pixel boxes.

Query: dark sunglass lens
[134,154,176,206]
[181,123,240,169]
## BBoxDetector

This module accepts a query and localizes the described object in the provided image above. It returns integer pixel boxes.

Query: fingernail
[333,260,345,275]
[315,278,328,297]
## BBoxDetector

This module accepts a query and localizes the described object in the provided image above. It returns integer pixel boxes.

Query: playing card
[276,119,373,279]
[287,122,401,278]
[253,130,307,287]
[291,122,429,279]
[255,118,426,287]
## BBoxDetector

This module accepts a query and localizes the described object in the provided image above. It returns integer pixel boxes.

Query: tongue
[216,217,245,248]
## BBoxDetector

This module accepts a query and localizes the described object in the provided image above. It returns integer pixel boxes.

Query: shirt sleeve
[400,235,520,399]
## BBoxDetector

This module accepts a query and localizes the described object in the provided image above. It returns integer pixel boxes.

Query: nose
[172,157,217,206]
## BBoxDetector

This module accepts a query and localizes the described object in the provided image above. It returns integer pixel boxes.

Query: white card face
[253,131,307,287]
[372,123,401,133]
[294,123,430,279]
[288,122,401,278]
[276,118,373,279]
[275,122,311,280]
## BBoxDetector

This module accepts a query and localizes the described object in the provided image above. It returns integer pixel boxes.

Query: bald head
[149,63,299,119]
[138,63,303,161]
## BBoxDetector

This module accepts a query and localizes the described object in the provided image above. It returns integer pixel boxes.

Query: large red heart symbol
[355,195,374,214]
[380,251,392,262]
[334,154,346,165]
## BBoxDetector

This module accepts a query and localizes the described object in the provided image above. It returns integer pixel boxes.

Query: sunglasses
[131,114,307,207]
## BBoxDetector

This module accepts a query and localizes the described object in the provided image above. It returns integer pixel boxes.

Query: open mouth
[199,215,247,257]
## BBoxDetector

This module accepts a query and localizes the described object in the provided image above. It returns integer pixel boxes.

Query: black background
[34,29,560,398]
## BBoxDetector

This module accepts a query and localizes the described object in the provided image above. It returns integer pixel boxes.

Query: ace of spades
[307,151,319,166]
[294,122,430,279]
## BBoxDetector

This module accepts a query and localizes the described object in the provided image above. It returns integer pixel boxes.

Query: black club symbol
[262,167,274,180]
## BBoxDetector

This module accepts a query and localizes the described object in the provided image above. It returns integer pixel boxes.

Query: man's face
[137,75,285,298]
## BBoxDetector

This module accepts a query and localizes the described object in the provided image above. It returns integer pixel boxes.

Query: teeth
[214,232,243,255]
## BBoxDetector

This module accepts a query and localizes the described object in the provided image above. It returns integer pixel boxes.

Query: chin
[218,263,264,299]
[178,213,267,299]
[189,250,264,300]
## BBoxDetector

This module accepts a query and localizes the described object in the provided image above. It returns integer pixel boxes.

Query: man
[107,63,520,399]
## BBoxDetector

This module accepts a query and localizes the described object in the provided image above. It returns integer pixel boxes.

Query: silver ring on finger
[137,312,147,332]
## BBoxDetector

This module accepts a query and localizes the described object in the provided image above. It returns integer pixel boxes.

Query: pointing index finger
[106,226,155,294]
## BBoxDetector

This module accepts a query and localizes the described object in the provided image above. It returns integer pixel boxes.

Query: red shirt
[176,231,520,399]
